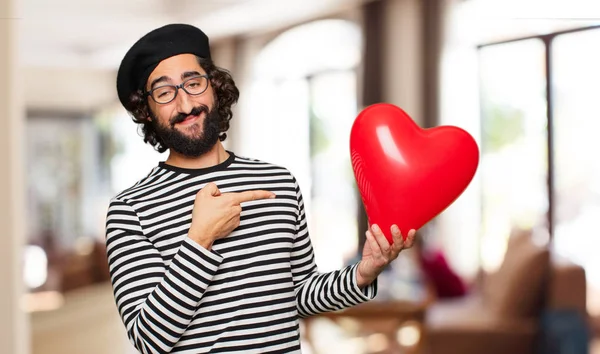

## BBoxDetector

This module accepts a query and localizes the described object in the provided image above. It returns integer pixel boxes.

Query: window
[478,39,548,272]
[551,28,600,316]
[241,19,362,271]
[477,25,600,316]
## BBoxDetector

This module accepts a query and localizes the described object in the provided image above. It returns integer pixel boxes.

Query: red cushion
[419,249,468,298]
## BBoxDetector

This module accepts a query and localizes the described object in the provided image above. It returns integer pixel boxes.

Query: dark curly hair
[124,56,240,153]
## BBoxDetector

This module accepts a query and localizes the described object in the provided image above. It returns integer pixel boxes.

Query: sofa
[423,228,589,354]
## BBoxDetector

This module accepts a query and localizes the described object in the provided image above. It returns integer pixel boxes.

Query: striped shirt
[105,151,377,353]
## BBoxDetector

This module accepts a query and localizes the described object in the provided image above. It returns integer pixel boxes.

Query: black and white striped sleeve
[289,177,377,318]
[105,198,223,354]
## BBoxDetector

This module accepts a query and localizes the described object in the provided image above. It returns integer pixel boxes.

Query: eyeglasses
[145,75,210,104]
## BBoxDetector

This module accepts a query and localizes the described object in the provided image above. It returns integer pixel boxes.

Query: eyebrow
[149,71,203,90]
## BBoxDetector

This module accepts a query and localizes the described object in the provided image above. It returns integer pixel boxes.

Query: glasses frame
[145,74,210,104]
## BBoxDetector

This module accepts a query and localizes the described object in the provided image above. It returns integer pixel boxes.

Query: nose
[174,87,194,114]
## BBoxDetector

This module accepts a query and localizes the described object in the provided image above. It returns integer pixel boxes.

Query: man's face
[145,53,220,157]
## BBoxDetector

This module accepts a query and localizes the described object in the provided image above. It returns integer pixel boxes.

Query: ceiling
[17,0,372,70]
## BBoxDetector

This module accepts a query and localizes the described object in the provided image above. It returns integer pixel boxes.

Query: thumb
[202,182,221,197]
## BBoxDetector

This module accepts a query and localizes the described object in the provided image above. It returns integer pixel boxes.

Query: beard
[150,104,221,157]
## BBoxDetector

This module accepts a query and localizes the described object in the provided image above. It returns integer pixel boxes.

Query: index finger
[228,190,276,204]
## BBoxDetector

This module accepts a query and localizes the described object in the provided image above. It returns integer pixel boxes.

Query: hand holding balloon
[356,223,417,288]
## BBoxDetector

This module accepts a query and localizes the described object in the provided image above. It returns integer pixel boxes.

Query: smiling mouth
[176,114,202,126]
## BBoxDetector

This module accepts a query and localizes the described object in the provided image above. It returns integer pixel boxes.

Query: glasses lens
[152,86,176,103]
[184,77,208,95]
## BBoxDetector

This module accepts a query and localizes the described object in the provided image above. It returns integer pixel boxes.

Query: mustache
[170,105,210,126]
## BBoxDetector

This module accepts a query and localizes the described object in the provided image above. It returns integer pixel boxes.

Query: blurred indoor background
[2,0,600,353]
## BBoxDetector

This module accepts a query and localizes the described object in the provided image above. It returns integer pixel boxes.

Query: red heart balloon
[350,103,479,243]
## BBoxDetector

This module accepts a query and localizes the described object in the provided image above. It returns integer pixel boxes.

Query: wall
[25,67,117,113]
[0,0,30,352]
[382,0,423,125]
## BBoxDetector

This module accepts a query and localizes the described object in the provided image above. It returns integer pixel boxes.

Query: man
[106,23,416,354]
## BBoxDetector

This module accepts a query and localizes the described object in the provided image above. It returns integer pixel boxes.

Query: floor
[29,283,600,354]
[303,318,600,354]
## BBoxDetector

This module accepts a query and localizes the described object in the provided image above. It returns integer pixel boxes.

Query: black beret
[116,23,212,109]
